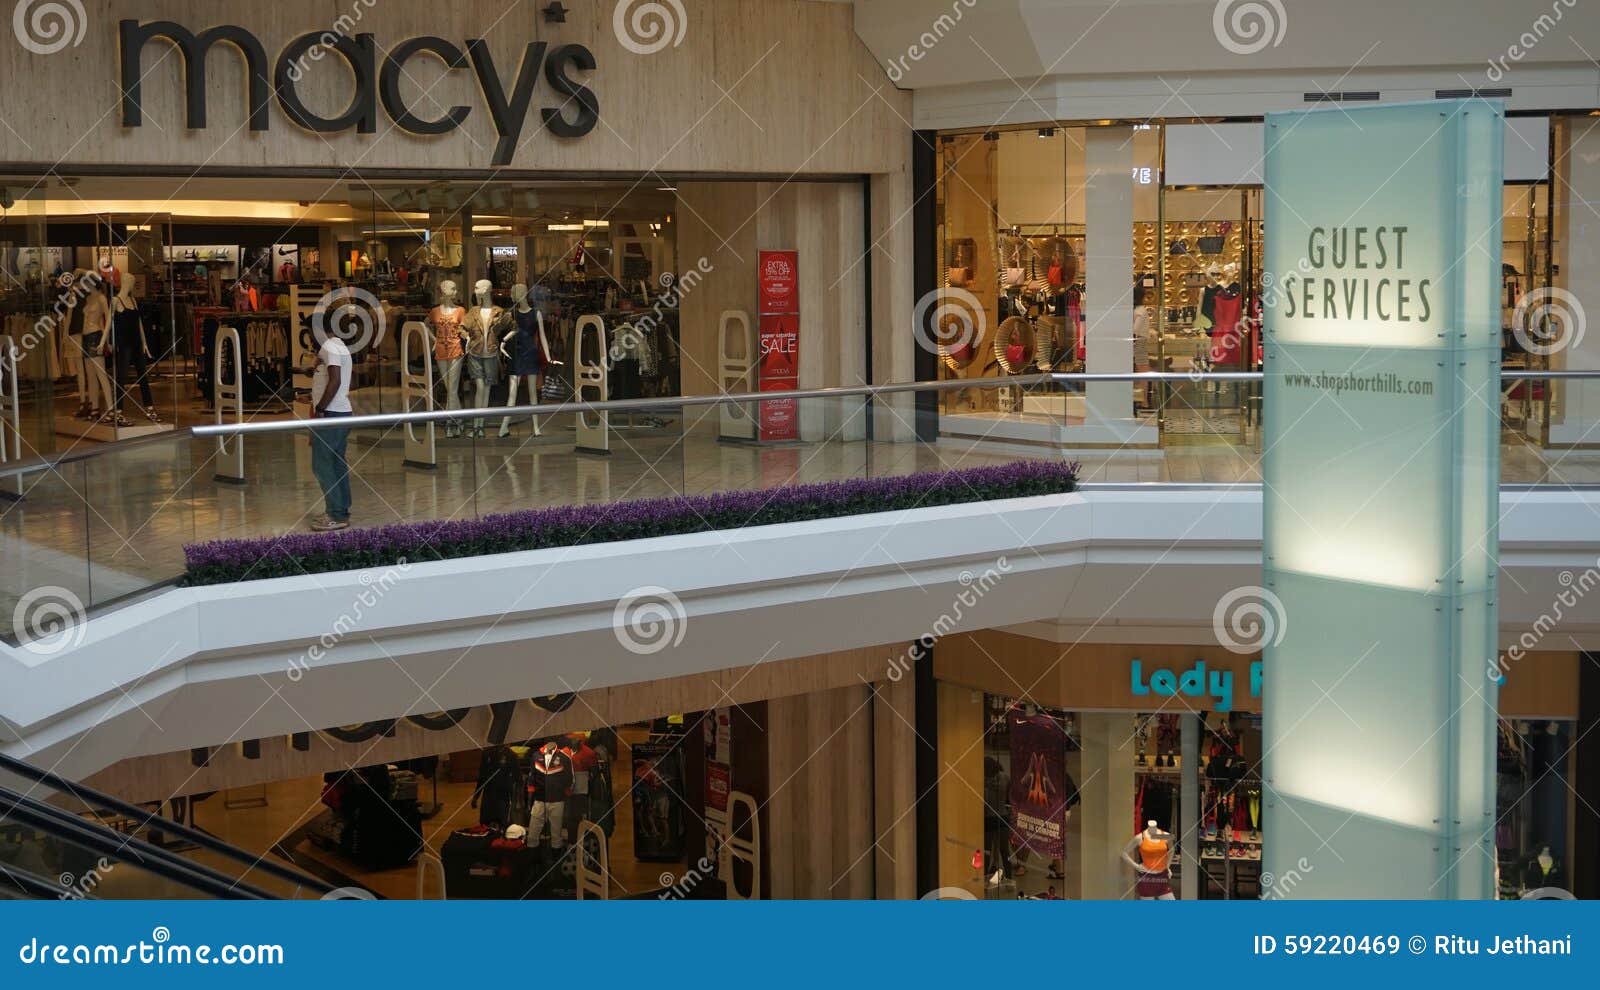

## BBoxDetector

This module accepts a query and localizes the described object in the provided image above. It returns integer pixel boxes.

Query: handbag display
[1197,236,1225,255]
[947,238,975,288]
[540,374,575,402]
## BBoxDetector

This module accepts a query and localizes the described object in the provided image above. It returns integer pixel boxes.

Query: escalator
[0,752,354,900]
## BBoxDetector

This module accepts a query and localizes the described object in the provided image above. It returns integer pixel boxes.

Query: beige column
[870,163,918,440]
[935,681,985,895]
[764,684,877,898]
[874,672,918,899]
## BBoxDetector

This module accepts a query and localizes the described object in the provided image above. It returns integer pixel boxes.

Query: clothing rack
[198,312,292,409]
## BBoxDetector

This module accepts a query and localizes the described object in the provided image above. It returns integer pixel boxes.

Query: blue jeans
[310,412,352,521]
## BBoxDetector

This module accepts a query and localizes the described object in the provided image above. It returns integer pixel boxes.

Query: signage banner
[758,251,800,442]
[631,742,687,863]
[1262,100,1502,899]
[758,250,800,315]
[1007,711,1077,859]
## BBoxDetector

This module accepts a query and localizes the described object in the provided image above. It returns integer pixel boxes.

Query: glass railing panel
[1,458,91,644]
[82,435,193,608]
[1500,374,1600,485]
[679,394,870,496]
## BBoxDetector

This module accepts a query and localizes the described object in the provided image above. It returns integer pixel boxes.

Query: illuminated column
[1262,100,1502,899]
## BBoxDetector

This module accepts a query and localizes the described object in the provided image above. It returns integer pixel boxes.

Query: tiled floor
[5,396,1599,640]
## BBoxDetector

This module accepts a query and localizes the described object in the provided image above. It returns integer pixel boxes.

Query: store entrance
[1149,187,1262,451]
[184,713,743,901]
[0,176,682,459]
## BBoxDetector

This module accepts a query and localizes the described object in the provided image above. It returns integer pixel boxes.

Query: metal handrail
[1,368,1597,478]
[0,784,276,899]
[0,750,335,896]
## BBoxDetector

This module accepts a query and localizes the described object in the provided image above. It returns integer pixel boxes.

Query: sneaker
[311,516,350,532]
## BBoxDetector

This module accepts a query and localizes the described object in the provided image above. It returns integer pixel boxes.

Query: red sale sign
[758,313,799,380]
[757,251,800,442]
[758,250,799,315]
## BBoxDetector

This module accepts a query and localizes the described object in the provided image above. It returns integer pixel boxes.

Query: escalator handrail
[0,861,98,900]
[0,751,333,895]
[0,784,274,900]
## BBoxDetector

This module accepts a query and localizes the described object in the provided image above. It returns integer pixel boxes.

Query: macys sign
[118,20,599,166]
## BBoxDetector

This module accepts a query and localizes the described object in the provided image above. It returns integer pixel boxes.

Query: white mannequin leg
[473,379,490,434]
[439,357,462,436]
[69,335,86,411]
[499,375,520,438]
[87,354,115,418]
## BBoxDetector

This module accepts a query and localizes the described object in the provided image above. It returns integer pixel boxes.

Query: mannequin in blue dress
[499,282,560,438]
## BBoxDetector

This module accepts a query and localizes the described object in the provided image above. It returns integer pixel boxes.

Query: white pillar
[1080,128,1154,445]
[1076,713,1136,899]
[1551,118,1600,444]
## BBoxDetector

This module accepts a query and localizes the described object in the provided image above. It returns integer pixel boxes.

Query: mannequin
[1121,820,1176,900]
[461,278,508,438]
[1209,262,1243,367]
[1522,844,1563,892]
[79,280,117,423]
[232,275,259,313]
[499,282,561,438]
[59,271,90,418]
[109,279,159,422]
[528,739,574,852]
[429,280,468,438]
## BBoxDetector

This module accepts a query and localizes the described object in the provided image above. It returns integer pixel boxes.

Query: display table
[439,831,544,899]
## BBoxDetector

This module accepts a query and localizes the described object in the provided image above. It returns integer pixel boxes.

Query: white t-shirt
[312,338,353,413]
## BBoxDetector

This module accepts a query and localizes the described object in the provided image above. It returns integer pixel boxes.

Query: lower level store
[934,634,1585,901]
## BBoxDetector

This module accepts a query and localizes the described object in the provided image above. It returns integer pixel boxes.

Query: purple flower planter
[183,460,1079,586]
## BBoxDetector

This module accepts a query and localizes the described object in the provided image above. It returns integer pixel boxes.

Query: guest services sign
[1261,100,1502,899]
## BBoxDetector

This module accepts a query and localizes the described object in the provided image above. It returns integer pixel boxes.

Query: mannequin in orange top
[1121,820,1176,900]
